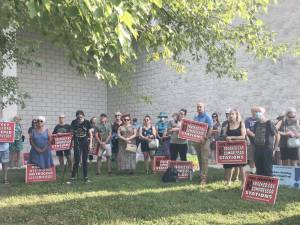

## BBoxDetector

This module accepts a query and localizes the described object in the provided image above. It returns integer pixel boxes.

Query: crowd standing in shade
[1,103,300,187]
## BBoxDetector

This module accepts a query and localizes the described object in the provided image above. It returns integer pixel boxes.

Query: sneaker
[66,178,75,185]
[84,177,91,183]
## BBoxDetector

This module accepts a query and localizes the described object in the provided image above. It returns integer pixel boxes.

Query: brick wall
[107,0,300,124]
[17,33,107,150]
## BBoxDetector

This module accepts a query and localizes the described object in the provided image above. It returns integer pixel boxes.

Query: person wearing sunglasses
[67,110,93,184]
[140,115,157,174]
[210,112,221,164]
[111,112,122,169]
[117,114,137,174]
[28,116,53,169]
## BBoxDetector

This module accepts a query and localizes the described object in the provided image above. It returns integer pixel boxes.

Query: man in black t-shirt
[67,110,93,184]
[52,115,72,177]
[254,107,279,177]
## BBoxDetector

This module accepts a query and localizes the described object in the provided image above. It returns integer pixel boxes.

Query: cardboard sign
[51,133,72,151]
[152,156,170,172]
[216,140,247,164]
[23,152,30,165]
[25,164,56,183]
[0,122,15,143]
[178,119,208,142]
[168,160,194,180]
[242,174,279,204]
[272,165,300,188]
[89,144,100,156]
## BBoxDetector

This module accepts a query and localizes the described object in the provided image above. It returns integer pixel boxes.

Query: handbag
[149,139,159,149]
[126,143,137,152]
[287,138,300,148]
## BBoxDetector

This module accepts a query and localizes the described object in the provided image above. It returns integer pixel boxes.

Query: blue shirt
[193,112,213,128]
[0,118,9,152]
[156,121,168,134]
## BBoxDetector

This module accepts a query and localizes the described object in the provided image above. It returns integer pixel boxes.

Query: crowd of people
[0,102,299,187]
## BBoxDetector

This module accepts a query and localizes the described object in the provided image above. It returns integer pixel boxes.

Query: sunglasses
[115,114,121,117]
[36,120,44,123]
[212,115,217,118]
[124,118,130,121]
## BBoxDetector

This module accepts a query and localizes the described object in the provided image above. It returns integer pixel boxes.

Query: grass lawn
[0,162,299,225]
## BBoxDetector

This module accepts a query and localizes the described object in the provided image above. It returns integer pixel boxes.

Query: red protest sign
[168,160,194,180]
[51,133,73,151]
[89,144,100,156]
[178,119,208,142]
[0,122,15,143]
[25,164,56,183]
[23,152,30,166]
[242,174,279,204]
[152,156,170,172]
[216,140,247,164]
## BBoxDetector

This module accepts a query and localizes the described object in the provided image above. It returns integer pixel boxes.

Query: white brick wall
[107,0,300,123]
[17,33,107,151]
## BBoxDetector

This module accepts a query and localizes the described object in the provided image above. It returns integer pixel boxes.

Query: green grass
[0,163,300,225]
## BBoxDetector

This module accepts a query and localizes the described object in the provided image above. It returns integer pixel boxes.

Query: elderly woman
[28,116,53,169]
[222,109,247,188]
[9,116,24,167]
[117,114,137,173]
[276,107,300,166]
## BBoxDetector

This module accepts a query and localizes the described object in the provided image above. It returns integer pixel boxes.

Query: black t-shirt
[254,120,277,150]
[52,124,72,134]
[71,119,91,139]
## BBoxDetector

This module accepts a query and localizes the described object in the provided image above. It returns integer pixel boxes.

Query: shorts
[0,150,9,164]
[56,149,71,157]
[98,144,112,158]
[280,147,299,161]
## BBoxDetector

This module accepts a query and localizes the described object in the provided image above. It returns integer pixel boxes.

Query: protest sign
[178,119,208,142]
[0,122,15,143]
[152,156,170,172]
[187,154,199,171]
[51,133,72,151]
[89,144,100,156]
[168,160,194,180]
[216,140,247,164]
[23,152,30,165]
[272,165,300,188]
[242,174,279,204]
[25,164,56,183]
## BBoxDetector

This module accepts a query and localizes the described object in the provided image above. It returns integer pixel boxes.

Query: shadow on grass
[1,166,300,225]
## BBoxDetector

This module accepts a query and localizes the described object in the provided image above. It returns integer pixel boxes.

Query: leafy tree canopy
[0,0,299,108]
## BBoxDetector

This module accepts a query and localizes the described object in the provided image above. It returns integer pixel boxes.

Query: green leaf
[26,0,37,19]
[150,0,162,8]
[120,11,134,29]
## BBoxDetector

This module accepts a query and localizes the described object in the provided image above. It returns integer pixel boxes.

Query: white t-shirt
[0,118,9,152]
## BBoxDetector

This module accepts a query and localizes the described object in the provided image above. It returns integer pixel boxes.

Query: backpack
[162,166,179,182]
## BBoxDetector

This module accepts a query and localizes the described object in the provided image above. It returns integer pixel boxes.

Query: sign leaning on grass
[152,156,170,172]
[168,160,194,180]
[51,133,73,151]
[0,122,15,143]
[26,164,56,183]
[178,119,208,142]
[216,140,247,164]
[242,174,279,204]
[272,165,300,188]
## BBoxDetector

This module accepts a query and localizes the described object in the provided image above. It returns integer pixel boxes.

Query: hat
[158,112,168,118]
[225,108,231,114]
[59,114,65,118]
[100,113,107,117]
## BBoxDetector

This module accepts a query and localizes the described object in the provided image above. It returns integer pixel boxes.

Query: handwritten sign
[51,133,72,151]
[25,164,56,183]
[216,140,247,164]
[168,160,194,180]
[242,174,279,204]
[152,156,170,172]
[178,119,208,142]
[0,122,15,143]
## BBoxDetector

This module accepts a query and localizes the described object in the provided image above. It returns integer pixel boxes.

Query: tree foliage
[0,0,298,108]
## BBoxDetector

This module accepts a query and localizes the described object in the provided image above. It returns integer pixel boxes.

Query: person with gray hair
[276,107,300,166]
[253,107,279,176]
[28,116,54,169]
